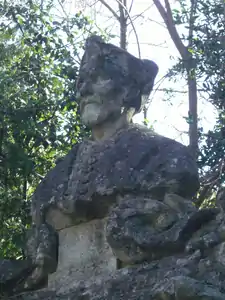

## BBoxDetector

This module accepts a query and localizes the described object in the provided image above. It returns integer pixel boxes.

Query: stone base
[48,218,117,289]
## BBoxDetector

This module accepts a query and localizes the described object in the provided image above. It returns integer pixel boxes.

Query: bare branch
[145,17,167,28]
[147,73,168,108]
[115,0,141,57]
[188,0,197,48]
[127,4,155,26]
[153,0,188,59]
[99,0,120,21]
[196,158,225,207]
[89,0,99,7]
[118,0,127,49]
[129,0,134,13]
[92,0,141,57]
[57,0,69,18]
[154,88,188,93]
[129,40,167,47]
[153,0,199,159]
[36,173,45,180]
[171,125,188,135]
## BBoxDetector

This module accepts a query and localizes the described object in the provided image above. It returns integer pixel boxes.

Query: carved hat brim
[77,35,159,113]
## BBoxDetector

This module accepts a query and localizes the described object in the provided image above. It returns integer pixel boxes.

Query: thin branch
[188,0,197,49]
[146,17,166,28]
[154,88,188,93]
[153,0,188,59]
[129,0,134,13]
[93,0,141,57]
[196,158,225,207]
[98,0,120,21]
[89,0,99,7]
[171,124,188,135]
[118,0,127,49]
[57,0,69,18]
[128,41,167,48]
[202,159,225,186]
[115,0,141,57]
[127,4,155,26]
[147,73,168,108]
[35,173,45,180]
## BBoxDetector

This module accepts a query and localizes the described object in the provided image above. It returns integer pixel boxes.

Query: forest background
[0,0,224,258]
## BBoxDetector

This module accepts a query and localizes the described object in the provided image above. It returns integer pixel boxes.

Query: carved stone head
[76,35,158,127]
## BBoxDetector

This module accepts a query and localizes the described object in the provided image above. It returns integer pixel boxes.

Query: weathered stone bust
[24,35,199,286]
[4,36,225,299]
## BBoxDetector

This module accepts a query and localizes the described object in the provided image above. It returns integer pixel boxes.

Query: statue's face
[77,36,158,127]
[77,45,129,128]
[78,76,126,127]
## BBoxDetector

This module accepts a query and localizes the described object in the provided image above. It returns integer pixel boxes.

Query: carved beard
[81,103,102,126]
[81,101,123,127]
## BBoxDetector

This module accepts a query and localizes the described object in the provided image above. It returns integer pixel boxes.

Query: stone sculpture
[3,36,225,300]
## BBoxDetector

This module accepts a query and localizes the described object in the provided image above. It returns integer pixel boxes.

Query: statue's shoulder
[32,143,80,208]
[120,124,191,155]
[116,124,199,198]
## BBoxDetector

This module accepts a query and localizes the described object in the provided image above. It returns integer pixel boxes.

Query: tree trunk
[187,67,198,158]
[153,0,198,159]
[119,0,127,50]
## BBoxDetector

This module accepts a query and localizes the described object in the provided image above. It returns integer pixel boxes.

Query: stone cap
[77,35,159,113]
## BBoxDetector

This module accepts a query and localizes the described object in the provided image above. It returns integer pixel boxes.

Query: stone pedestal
[48,218,117,289]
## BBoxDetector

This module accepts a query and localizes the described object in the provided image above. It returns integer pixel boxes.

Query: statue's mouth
[80,96,101,112]
[80,99,95,112]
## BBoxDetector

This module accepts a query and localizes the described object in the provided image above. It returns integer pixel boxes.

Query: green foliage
[192,0,225,202]
[0,0,102,258]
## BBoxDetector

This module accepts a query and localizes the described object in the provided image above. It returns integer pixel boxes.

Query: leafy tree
[0,0,102,258]
[191,0,225,206]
